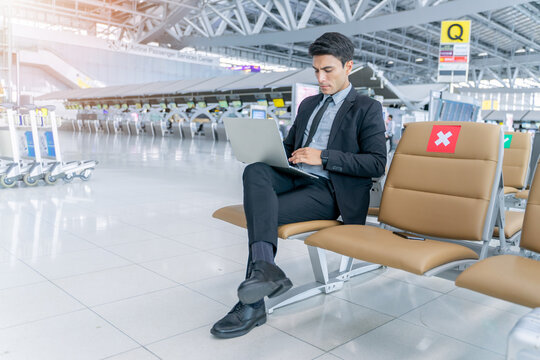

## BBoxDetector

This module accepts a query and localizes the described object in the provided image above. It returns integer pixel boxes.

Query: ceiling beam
[471,53,540,67]
[177,0,531,48]
[469,13,540,50]
[137,0,199,44]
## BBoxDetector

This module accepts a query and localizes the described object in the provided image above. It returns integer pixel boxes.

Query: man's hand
[289,147,322,165]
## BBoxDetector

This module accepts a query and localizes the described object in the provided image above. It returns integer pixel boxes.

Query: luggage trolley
[0,104,35,188]
[0,105,49,187]
[24,106,98,185]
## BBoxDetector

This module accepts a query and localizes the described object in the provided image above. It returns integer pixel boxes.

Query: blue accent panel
[45,131,56,157]
[25,131,35,157]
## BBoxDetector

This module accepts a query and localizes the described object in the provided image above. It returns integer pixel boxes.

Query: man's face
[312,54,353,95]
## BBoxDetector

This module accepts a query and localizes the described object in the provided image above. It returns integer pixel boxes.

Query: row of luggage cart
[0,104,98,188]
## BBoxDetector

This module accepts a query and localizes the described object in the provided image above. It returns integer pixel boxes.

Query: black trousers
[242,162,340,275]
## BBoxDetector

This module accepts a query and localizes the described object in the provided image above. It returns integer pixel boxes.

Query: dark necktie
[303,96,333,148]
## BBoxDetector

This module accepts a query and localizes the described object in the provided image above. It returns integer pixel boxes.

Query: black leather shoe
[237,260,293,305]
[210,301,266,339]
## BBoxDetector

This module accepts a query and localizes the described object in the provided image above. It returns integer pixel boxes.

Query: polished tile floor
[0,131,529,359]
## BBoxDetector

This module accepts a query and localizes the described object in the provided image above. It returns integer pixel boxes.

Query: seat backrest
[520,158,540,253]
[379,121,502,241]
[503,131,532,189]
[526,132,540,187]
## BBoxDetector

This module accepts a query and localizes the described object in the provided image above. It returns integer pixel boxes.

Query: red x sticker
[426,125,461,153]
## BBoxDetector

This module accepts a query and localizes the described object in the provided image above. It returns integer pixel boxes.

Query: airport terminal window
[464,91,540,111]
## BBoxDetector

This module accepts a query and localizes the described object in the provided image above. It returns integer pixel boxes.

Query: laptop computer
[223,117,318,179]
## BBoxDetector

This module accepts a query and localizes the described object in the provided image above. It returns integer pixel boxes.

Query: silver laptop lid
[223,117,290,168]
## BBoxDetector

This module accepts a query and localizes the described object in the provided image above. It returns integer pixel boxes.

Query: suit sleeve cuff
[321,149,329,169]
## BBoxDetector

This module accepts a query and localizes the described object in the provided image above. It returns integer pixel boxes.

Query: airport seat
[516,189,529,200]
[212,205,381,313]
[305,121,504,278]
[503,132,532,205]
[456,159,540,308]
[213,205,341,239]
[365,157,393,223]
[371,205,523,249]
[493,210,524,245]
[367,207,379,217]
[504,186,519,195]
[513,158,539,202]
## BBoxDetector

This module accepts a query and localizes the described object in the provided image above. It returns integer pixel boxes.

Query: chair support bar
[266,244,381,314]
[423,259,478,277]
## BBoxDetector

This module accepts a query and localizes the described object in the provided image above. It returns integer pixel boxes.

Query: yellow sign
[481,100,500,111]
[77,76,91,89]
[272,98,285,108]
[440,20,471,43]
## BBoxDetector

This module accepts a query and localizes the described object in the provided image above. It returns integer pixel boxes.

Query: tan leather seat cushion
[306,225,479,275]
[503,132,531,189]
[493,211,524,238]
[516,189,529,199]
[277,220,342,239]
[504,186,519,195]
[367,207,379,216]
[456,254,540,308]
[212,205,342,239]
[213,205,247,228]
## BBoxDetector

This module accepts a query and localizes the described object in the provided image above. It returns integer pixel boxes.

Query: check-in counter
[171,122,183,139]
[181,122,195,139]
[213,123,228,141]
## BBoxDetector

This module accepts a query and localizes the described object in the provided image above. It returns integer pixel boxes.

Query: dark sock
[250,242,275,265]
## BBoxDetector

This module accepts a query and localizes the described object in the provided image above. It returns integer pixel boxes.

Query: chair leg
[266,246,343,314]
[496,190,512,254]
[334,256,383,282]
[266,248,383,314]
[308,245,330,283]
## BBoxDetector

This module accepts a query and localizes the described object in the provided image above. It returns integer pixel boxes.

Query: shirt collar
[323,83,352,104]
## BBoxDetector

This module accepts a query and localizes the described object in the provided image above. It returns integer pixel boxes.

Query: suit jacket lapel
[295,93,323,148]
[328,87,357,146]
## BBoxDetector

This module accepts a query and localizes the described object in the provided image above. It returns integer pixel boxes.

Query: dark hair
[308,32,355,65]
[388,114,393,119]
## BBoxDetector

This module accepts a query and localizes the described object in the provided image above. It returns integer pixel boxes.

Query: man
[211,32,387,339]
[385,114,394,153]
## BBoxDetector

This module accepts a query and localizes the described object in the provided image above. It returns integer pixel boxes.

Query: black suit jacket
[283,87,387,224]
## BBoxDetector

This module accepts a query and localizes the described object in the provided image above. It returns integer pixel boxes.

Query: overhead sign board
[440,21,471,43]
[438,20,471,83]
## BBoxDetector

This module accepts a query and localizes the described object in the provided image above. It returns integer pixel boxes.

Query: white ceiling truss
[6,0,540,87]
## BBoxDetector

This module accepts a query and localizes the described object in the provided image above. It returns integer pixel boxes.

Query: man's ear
[345,60,353,74]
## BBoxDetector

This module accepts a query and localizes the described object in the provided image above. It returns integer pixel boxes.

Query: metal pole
[15,50,20,106]
[6,2,12,103]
